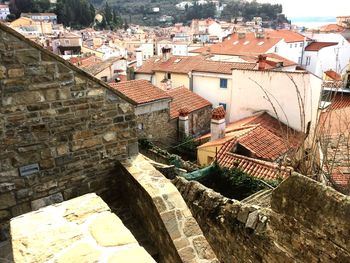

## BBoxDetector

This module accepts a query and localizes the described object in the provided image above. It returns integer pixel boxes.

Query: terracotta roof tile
[136,55,256,74]
[319,24,345,33]
[166,86,212,119]
[305,42,338,52]
[324,70,341,81]
[212,106,226,120]
[218,151,292,181]
[191,30,307,56]
[110,80,172,105]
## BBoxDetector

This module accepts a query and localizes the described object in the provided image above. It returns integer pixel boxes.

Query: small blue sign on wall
[19,163,40,177]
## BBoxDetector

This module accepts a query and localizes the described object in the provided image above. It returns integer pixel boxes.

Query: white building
[302,33,350,78]
[0,4,10,21]
[172,42,189,56]
[140,41,155,60]
[21,13,58,24]
[193,69,322,132]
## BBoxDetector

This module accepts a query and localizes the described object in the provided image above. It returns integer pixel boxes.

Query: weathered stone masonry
[0,23,138,234]
[174,174,350,263]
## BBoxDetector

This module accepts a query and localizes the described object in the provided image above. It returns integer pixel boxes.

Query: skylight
[243,41,250,45]
[233,41,239,45]
[258,41,264,46]
[174,58,182,63]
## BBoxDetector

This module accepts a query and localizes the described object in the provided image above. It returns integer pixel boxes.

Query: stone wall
[188,107,211,137]
[0,24,137,236]
[118,154,218,263]
[10,193,156,263]
[136,108,178,146]
[173,174,350,263]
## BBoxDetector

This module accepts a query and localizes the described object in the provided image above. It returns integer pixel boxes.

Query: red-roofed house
[110,80,212,145]
[302,33,350,78]
[197,112,302,180]
[189,30,311,64]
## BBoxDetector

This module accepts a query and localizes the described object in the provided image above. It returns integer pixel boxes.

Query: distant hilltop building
[336,15,350,28]
[0,3,10,21]
[21,13,58,24]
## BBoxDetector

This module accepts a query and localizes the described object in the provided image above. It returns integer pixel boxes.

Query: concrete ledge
[10,193,156,263]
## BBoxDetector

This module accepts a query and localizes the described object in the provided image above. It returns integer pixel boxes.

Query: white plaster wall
[230,70,322,132]
[192,72,232,121]
[269,39,306,64]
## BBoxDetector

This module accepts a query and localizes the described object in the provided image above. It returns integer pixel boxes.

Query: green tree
[104,2,112,24]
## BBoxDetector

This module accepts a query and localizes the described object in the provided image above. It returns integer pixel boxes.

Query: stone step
[109,201,159,261]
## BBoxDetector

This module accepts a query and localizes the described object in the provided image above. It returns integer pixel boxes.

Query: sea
[290,17,337,29]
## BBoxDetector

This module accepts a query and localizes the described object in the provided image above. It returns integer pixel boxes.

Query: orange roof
[212,106,226,120]
[324,70,341,81]
[319,24,344,33]
[267,30,307,43]
[166,86,212,119]
[110,80,172,105]
[136,55,256,74]
[191,30,307,56]
[200,112,303,161]
[305,42,338,51]
[218,152,292,181]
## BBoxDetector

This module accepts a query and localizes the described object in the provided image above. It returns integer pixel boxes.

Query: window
[294,43,297,47]
[290,44,293,48]
[274,46,278,53]
[300,42,304,47]
[138,123,144,130]
[298,57,302,64]
[100,76,107,82]
[220,78,227,88]
[219,103,227,111]
[306,56,311,66]
[166,72,171,79]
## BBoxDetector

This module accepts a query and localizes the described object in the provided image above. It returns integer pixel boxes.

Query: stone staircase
[241,189,273,207]
[109,200,159,262]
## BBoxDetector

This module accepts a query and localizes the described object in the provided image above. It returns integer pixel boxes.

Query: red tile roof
[200,112,303,167]
[212,106,226,120]
[166,86,212,119]
[324,70,341,81]
[218,152,292,181]
[110,80,172,105]
[305,42,338,51]
[136,55,256,74]
[319,24,345,33]
[191,30,307,56]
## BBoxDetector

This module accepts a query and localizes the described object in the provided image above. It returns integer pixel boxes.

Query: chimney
[178,108,190,139]
[161,46,171,62]
[258,55,267,70]
[210,106,226,141]
[136,48,143,67]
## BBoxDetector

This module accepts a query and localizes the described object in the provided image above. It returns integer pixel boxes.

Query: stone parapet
[10,193,156,263]
[119,154,218,263]
[173,174,350,263]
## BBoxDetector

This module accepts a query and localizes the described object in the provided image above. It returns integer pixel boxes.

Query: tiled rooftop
[110,80,172,105]
[191,30,307,56]
[218,151,292,181]
[305,42,338,52]
[324,70,341,81]
[166,86,212,119]
[136,55,256,75]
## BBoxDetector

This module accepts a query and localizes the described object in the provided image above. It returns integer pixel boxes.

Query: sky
[257,0,350,18]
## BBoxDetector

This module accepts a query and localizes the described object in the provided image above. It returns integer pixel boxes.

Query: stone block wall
[136,108,178,146]
[188,107,211,137]
[0,24,137,236]
[118,154,218,263]
[173,174,350,263]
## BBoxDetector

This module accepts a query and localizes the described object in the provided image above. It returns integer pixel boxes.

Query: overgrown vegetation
[199,164,281,200]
